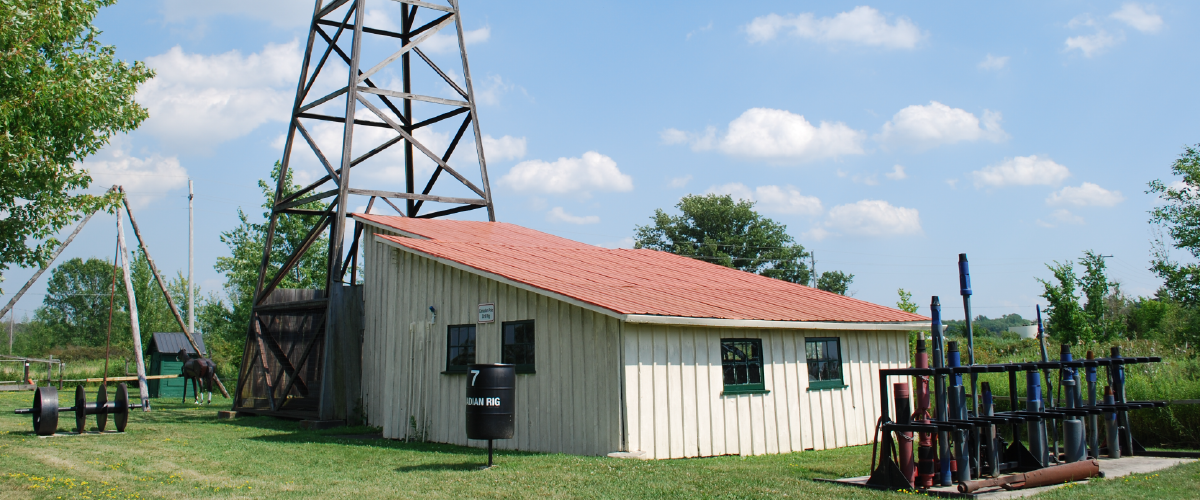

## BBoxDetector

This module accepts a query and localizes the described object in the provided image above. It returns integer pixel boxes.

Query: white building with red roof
[353,213,929,459]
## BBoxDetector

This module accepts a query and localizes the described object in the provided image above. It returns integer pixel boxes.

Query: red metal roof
[370,224,928,323]
[353,213,595,249]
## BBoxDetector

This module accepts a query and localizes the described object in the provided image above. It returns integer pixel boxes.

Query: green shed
[148,332,206,399]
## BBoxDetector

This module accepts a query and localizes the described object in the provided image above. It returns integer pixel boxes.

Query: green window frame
[806,337,846,390]
[721,338,768,395]
[501,320,535,374]
[445,324,476,373]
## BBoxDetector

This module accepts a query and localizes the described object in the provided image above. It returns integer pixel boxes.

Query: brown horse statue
[176,349,217,404]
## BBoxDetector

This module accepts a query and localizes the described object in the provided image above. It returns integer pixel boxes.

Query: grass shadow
[394,462,483,473]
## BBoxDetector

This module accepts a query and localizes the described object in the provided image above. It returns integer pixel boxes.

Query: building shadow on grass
[394,462,483,472]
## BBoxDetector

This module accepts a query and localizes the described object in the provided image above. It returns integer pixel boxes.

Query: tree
[0,0,152,291]
[23,257,128,351]
[896,288,918,313]
[206,163,329,365]
[1079,250,1124,340]
[1148,144,1200,306]
[633,194,812,283]
[1038,260,1092,343]
[817,271,854,296]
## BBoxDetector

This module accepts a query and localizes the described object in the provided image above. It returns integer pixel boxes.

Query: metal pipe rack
[866,346,1166,491]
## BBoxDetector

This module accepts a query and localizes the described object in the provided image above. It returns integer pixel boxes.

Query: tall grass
[941,335,1200,448]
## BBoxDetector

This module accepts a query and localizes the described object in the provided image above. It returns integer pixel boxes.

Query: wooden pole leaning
[116,206,151,411]
[119,191,230,398]
[0,186,117,321]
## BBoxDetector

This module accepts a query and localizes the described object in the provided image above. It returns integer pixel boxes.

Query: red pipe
[913,337,934,488]
[894,382,914,482]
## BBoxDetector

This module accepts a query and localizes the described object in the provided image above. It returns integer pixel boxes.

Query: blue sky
[3,0,1198,325]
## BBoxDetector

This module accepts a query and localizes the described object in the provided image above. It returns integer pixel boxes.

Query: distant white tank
[1008,325,1038,339]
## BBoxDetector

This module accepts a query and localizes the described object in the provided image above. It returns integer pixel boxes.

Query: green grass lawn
[0,388,1196,499]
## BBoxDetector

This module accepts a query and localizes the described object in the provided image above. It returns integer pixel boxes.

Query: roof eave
[351,214,432,240]
[621,315,930,331]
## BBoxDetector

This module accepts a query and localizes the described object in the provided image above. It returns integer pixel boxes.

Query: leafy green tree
[896,288,918,313]
[1148,144,1200,306]
[23,257,128,352]
[633,194,812,283]
[1038,260,1092,343]
[0,0,152,291]
[206,163,329,366]
[817,271,854,295]
[129,251,194,353]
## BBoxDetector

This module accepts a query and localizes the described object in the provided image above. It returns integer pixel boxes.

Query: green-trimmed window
[806,337,845,390]
[446,325,476,373]
[721,339,767,394]
[502,320,535,374]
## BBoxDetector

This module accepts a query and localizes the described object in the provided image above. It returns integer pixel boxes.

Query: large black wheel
[114,383,129,432]
[96,383,109,432]
[75,386,87,434]
[32,387,58,436]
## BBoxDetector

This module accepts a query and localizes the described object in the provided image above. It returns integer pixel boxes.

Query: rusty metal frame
[234,0,495,417]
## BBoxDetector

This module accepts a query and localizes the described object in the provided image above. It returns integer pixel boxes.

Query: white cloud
[482,135,526,162]
[599,237,636,249]
[1053,209,1085,225]
[669,175,692,188]
[972,155,1071,188]
[686,22,713,40]
[1046,182,1125,207]
[501,151,633,195]
[978,54,1009,70]
[660,128,689,145]
[1110,3,1163,33]
[945,179,959,189]
[1065,29,1122,57]
[712,108,865,162]
[824,200,922,236]
[707,183,823,215]
[160,0,309,28]
[422,26,490,54]
[138,41,300,152]
[745,7,924,49]
[878,101,1007,148]
[474,74,516,106]
[886,165,907,180]
[79,143,188,209]
[547,207,599,225]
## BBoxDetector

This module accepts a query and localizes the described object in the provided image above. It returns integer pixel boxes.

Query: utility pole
[811,253,817,288]
[188,179,194,336]
[8,312,13,355]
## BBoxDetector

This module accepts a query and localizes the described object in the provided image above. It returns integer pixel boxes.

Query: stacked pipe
[914,336,936,488]
[930,297,952,486]
[948,341,970,484]
[1060,345,1086,462]
[1086,351,1100,459]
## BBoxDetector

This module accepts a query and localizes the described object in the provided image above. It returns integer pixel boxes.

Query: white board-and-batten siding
[359,226,625,456]
[621,324,910,459]
[358,223,911,459]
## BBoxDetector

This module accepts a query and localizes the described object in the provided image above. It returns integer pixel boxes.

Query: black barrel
[466,364,515,440]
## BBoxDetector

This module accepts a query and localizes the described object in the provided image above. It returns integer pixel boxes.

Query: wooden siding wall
[360,226,625,455]
[622,324,910,459]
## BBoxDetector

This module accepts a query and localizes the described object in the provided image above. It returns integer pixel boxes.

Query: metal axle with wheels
[13,383,141,435]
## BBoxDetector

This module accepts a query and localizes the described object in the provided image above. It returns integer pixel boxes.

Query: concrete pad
[827,456,1194,498]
